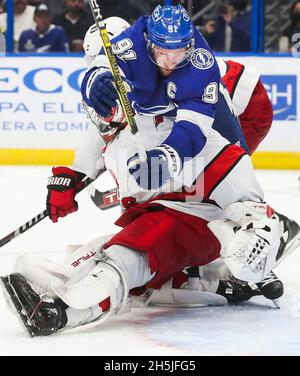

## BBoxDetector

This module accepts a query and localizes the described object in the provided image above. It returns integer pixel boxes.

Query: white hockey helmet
[83,17,130,64]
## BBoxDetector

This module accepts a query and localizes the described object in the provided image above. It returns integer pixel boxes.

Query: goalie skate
[256,271,283,300]
[0,273,67,337]
[255,271,284,308]
[217,271,283,308]
[1,274,35,336]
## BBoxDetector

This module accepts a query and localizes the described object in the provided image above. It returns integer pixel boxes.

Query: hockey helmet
[83,17,130,64]
[146,5,194,69]
[147,5,194,49]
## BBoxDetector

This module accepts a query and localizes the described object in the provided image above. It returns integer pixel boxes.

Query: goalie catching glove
[47,167,85,223]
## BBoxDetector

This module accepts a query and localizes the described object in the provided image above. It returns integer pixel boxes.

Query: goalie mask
[83,101,127,144]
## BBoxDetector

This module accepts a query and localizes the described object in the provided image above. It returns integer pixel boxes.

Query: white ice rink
[0,166,300,356]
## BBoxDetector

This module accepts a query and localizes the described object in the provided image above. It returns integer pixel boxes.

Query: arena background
[1,0,300,357]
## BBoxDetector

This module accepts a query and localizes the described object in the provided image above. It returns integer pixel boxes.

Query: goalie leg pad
[52,245,154,330]
[53,254,129,315]
[145,279,227,307]
[12,238,102,298]
[12,234,117,299]
[209,202,300,282]
[63,235,116,258]
[13,254,72,298]
[222,215,283,282]
[63,235,115,280]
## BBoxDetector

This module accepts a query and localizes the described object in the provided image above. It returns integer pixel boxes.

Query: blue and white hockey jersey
[81,16,221,162]
[18,25,69,53]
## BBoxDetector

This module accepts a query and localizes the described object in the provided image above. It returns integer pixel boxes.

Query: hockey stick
[87,0,147,162]
[0,176,94,249]
[87,183,119,210]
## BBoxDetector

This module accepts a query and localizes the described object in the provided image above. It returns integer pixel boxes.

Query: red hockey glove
[47,167,84,223]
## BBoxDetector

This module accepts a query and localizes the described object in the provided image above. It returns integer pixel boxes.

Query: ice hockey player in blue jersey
[18,4,69,53]
[81,2,242,190]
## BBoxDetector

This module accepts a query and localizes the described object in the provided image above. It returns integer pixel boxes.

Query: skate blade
[272,298,281,309]
[0,276,36,337]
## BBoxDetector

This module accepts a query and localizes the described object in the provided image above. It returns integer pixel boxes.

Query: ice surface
[0,167,300,356]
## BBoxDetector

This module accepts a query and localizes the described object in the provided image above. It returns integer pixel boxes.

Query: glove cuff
[152,144,182,177]
[48,167,81,192]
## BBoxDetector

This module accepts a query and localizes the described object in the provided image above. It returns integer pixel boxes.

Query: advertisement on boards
[261,75,297,121]
[226,56,300,152]
[1,55,300,153]
[0,56,89,149]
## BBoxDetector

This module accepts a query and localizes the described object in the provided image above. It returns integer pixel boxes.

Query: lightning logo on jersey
[191,48,215,70]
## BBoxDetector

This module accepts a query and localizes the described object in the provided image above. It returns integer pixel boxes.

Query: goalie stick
[87,0,147,162]
[0,176,94,249]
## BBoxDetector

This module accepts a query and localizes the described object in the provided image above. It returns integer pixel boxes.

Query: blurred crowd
[280,0,300,52]
[200,0,251,52]
[0,0,299,53]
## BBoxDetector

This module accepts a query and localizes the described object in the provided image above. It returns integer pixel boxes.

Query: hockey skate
[217,271,283,308]
[0,273,67,337]
[256,271,283,308]
[217,272,284,308]
[216,278,261,304]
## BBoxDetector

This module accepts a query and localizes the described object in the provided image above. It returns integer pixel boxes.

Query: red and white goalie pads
[208,201,300,283]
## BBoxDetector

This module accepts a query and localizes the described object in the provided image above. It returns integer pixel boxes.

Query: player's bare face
[152,46,188,76]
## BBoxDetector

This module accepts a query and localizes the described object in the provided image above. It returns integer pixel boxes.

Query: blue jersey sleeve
[164,118,207,161]
[213,87,249,153]
[18,30,30,52]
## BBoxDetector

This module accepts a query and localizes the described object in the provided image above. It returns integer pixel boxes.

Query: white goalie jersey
[72,110,264,223]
